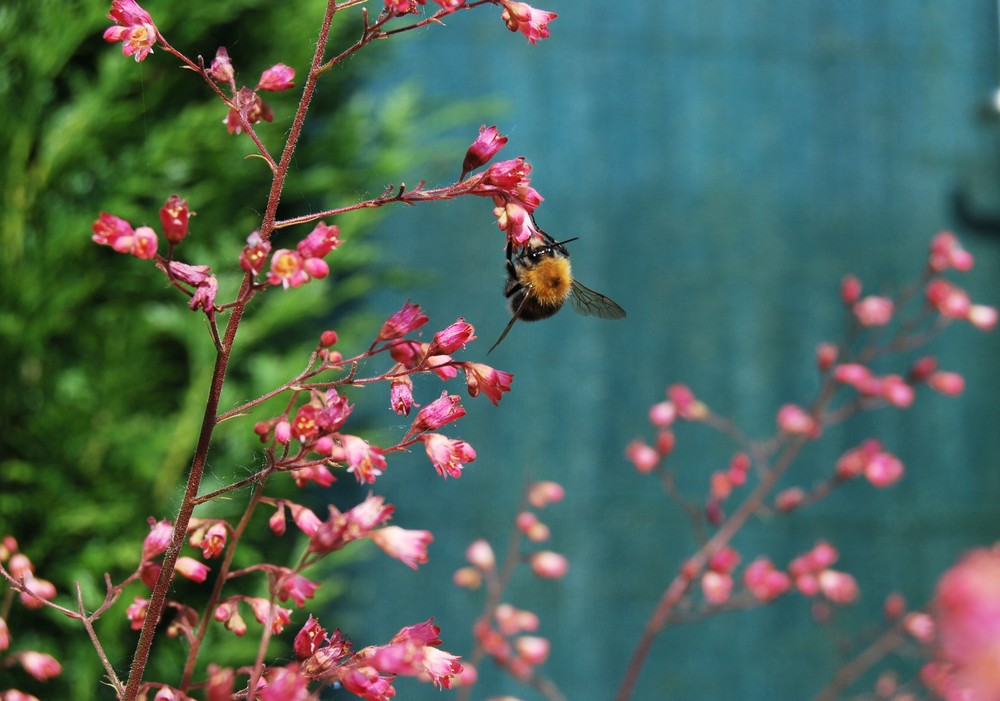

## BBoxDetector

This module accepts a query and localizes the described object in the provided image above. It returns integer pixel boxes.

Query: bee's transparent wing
[569,280,627,320]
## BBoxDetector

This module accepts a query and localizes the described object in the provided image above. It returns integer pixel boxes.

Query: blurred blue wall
[350,2,1000,699]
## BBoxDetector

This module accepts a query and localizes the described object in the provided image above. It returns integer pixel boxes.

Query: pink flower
[422,433,476,478]
[929,231,974,272]
[432,0,466,8]
[375,301,429,343]
[926,279,971,319]
[776,403,819,437]
[389,378,415,416]
[104,0,158,62]
[853,295,894,326]
[744,557,791,602]
[159,195,191,244]
[341,666,396,701]
[527,480,565,508]
[268,249,310,288]
[530,550,568,579]
[247,597,292,634]
[934,548,1000,697]
[258,63,295,91]
[461,125,508,180]
[840,274,862,304]
[426,318,476,356]
[370,526,433,569]
[209,46,235,83]
[297,221,341,260]
[224,87,273,135]
[176,556,210,583]
[463,362,514,405]
[466,539,496,570]
[408,392,466,436]
[18,651,62,681]
[668,383,708,420]
[499,1,557,44]
[126,597,148,630]
[260,664,309,701]
[815,342,839,372]
[701,571,733,605]
[648,400,677,427]
[0,616,8,651]
[277,572,320,607]
[200,523,228,559]
[626,440,658,473]
[288,503,323,535]
[879,374,914,408]
[863,450,904,488]
[818,570,859,604]
[340,435,388,484]
[91,213,158,258]
[142,519,173,560]
[968,304,998,331]
[514,635,550,665]
[293,615,328,660]
[240,230,272,276]
[928,371,965,396]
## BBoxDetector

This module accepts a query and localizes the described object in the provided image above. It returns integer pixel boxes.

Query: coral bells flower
[369,526,433,570]
[18,650,62,681]
[159,195,191,244]
[248,597,292,634]
[375,301,429,344]
[199,523,228,559]
[422,433,476,478]
[968,304,998,331]
[127,597,149,630]
[389,378,415,416]
[294,615,328,660]
[277,572,320,607]
[225,87,273,135]
[926,279,971,319]
[407,392,466,436]
[530,551,569,579]
[499,1,558,44]
[744,557,792,602]
[91,213,158,258]
[268,249,309,289]
[933,548,1000,699]
[426,318,476,356]
[463,362,514,405]
[626,439,659,473]
[297,221,341,262]
[929,231,974,272]
[776,403,819,437]
[853,295,894,326]
[258,63,295,91]
[339,435,388,484]
[240,230,272,276]
[461,125,508,180]
[209,46,235,83]
[104,0,158,62]
[143,519,173,561]
[175,556,210,583]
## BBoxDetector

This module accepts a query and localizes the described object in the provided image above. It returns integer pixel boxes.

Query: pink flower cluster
[103,0,158,62]
[262,222,341,289]
[920,547,1000,700]
[289,616,463,699]
[452,481,566,690]
[206,47,297,135]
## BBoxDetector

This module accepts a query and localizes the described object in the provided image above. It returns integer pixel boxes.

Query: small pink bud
[904,612,935,643]
[527,480,565,508]
[159,195,191,244]
[816,342,838,372]
[656,429,676,455]
[775,487,806,512]
[909,355,938,382]
[514,635,550,665]
[466,539,495,570]
[668,383,708,420]
[880,375,914,408]
[530,551,568,579]
[928,371,965,396]
[258,63,295,91]
[701,570,733,605]
[626,439,659,473]
[209,46,234,82]
[461,125,508,180]
[967,304,998,331]
[853,295,894,326]
[840,274,862,304]
[426,318,476,356]
[648,400,677,427]
[777,404,819,437]
[453,566,482,589]
[175,556,210,583]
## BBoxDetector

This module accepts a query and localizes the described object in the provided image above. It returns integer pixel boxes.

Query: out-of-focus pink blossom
[370,526,433,570]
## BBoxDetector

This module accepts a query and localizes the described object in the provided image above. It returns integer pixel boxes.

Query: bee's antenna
[553,237,579,247]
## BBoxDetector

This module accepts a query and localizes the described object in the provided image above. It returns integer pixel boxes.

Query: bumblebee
[489,228,627,353]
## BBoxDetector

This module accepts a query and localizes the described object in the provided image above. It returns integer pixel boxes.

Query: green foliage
[0,0,442,695]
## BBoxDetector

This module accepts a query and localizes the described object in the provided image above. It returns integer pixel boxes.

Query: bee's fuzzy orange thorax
[521,256,573,308]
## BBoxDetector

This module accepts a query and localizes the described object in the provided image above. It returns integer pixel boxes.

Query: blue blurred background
[352,1,1000,699]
